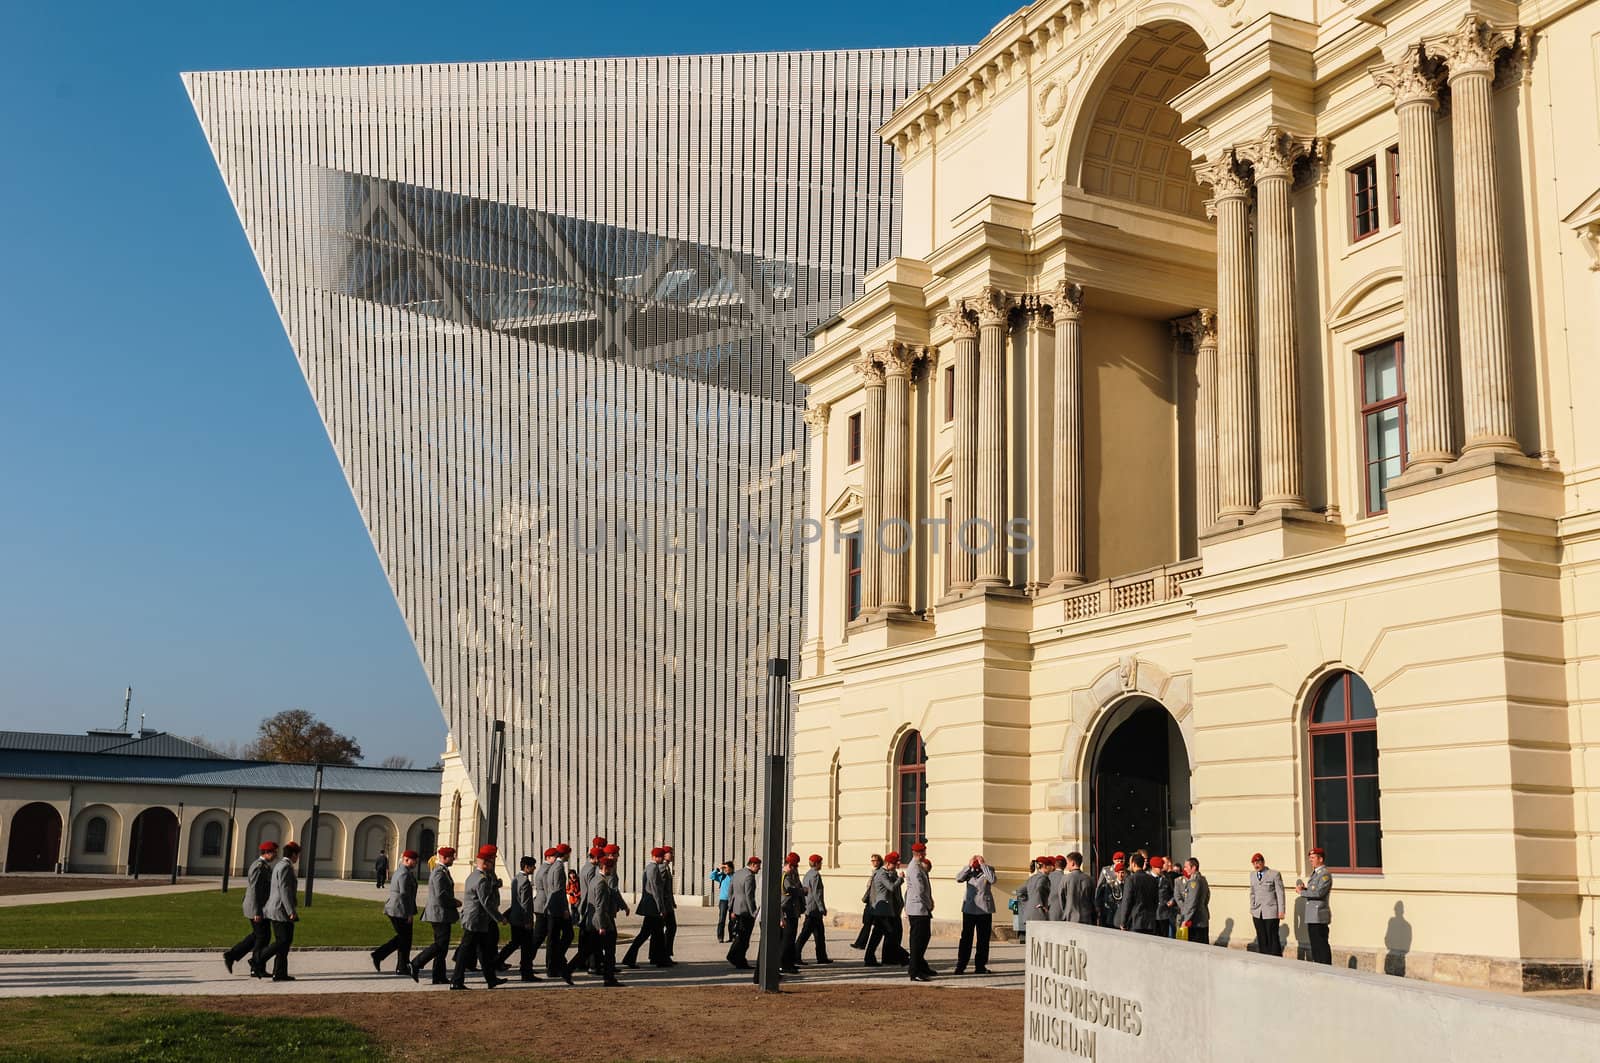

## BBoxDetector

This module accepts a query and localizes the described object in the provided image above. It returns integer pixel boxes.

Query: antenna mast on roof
[122,687,132,732]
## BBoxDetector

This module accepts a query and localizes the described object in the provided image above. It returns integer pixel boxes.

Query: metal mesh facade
[184,49,968,894]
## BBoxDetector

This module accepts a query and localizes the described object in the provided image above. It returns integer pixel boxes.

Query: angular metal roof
[0,730,224,759]
[0,749,441,796]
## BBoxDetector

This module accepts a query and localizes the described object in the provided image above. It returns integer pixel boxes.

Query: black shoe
[652,961,675,968]
[370,953,382,974]
[781,966,800,974]
[486,978,503,990]
[224,954,235,975]
[271,975,296,982]
[520,973,540,982]
[431,976,449,985]
[562,966,575,986]
[794,959,808,966]
[448,984,466,991]
[730,961,751,969]
[921,968,940,977]
[816,957,834,965]
[249,968,265,979]
[954,967,967,975]
[409,965,420,983]
[603,977,622,987]
[622,959,638,969]
[497,963,511,973]
[973,966,991,975]
[912,974,933,982]
[864,959,881,967]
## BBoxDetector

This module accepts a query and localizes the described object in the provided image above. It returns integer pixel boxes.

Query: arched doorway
[6,802,63,872]
[405,817,438,860]
[128,807,180,877]
[1087,697,1192,870]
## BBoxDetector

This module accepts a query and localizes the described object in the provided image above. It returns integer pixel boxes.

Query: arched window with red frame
[1309,671,1383,872]
[894,730,927,857]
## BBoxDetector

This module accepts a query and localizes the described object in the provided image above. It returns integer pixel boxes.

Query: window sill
[1342,223,1400,261]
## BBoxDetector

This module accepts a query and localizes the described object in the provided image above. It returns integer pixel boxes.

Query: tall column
[878,343,916,614]
[1044,281,1085,589]
[1436,17,1519,453]
[854,352,885,618]
[1239,128,1314,510]
[1180,309,1220,533]
[1195,151,1259,521]
[970,286,1013,588]
[801,403,830,655]
[1374,45,1457,468]
[939,308,979,593]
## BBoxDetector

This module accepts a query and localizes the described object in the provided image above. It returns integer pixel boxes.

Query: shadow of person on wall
[1215,917,1234,948]
[1384,900,1412,977]
[1292,893,1308,960]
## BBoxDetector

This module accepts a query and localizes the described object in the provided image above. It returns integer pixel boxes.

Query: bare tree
[376,754,415,769]
[185,734,249,759]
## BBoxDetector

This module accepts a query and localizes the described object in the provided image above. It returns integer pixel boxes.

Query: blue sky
[0,1,997,765]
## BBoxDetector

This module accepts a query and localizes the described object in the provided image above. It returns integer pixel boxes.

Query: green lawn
[0,889,389,950]
[0,997,384,1062]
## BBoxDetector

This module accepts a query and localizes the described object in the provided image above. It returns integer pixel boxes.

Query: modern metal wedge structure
[185,48,968,892]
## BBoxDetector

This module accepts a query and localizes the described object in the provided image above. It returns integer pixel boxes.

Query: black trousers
[267,920,295,978]
[372,915,414,970]
[375,869,387,888]
[1253,916,1281,956]
[662,911,677,960]
[1306,922,1332,964]
[595,929,618,982]
[851,905,872,949]
[726,913,755,966]
[907,914,933,976]
[496,923,534,975]
[451,927,499,987]
[412,921,453,982]
[622,915,663,966]
[224,919,272,973]
[1186,925,1210,946]
[956,913,991,971]
[542,914,572,976]
[865,914,906,964]
[779,911,801,970]
[794,912,829,961]
[717,900,730,941]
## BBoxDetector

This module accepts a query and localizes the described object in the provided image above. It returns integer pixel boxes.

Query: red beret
[651,846,666,859]
[401,849,419,860]
[748,856,762,865]
[1113,859,1125,871]
[437,846,456,858]
[910,843,926,853]
[1055,855,1067,865]
[1149,857,1165,870]
[282,842,301,855]
[662,845,673,853]
[555,843,572,855]
[603,843,619,854]
[543,847,556,858]
[258,841,279,853]
[588,846,603,858]
[1308,847,1326,859]
[1112,851,1126,860]
[808,854,822,864]
[785,851,799,864]
[884,851,900,863]
[591,836,606,848]
[477,844,498,860]
[1251,852,1265,863]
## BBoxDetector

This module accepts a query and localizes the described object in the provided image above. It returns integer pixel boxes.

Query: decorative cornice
[1429,16,1516,81]
[1372,43,1445,110]
[1236,126,1321,183]
[1193,150,1251,202]
[801,404,831,430]
[964,286,1014,328]
[1040,280,1085,322]
[936,307,979,341]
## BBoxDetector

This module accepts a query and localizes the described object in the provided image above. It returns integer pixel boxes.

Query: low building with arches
[0,729,439,879]
[790,0,1600,991]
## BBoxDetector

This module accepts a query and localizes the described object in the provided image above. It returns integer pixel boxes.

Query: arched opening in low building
[405,817,439,860]
[128,807,180,877]
[244,810,289,858]
[299,813,345,878]
[1086,697,1192,872]
[69,804,121,873]
[6,802,63,872]
[353,814,396,874]
[187,808,231,873]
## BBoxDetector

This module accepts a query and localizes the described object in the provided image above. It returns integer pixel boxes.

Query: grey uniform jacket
[1249,868,1286,919]
[1177,872,1210,927]
[587,875,618,935]
[956,862,996,915]
[384,863,419,920]
[729,867,759,917]
[867,866,898,918]
[636,862,662,917]
[504,869,532,925]
[660,864,676,912]
[1020,870,1051,922]
[1301,867,1332,924]
[264,858,298,922]
[576,861,598,916]
[460,868,502,933]
[242,858,272,919]
[540,859,570,918]
[1059,868,1096,924]
[423,863,458,924]
[903,860,933,917]
[803,868,827,916]
[1045,869,1067,920]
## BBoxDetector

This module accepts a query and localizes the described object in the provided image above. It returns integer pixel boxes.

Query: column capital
[1430,16,1516,80]
[1040,280,1085,321]
[1174,308,1218,347]
[1236,127,1322,182]
[801,403,830,431]
[852,351,886,387]
[963,285,1014,327]
[936,306,979,340]
[874,341,920,379]
[1373,43,1445,109]
[1193,149,1251,202]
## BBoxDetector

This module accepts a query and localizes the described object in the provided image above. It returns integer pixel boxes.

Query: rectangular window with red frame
[943,364,955,423]
[1309,672,1382,872]
[1360,338,1406,515]
[1349,156,1380,241]
[845,534,862,622]
[847,412,862,465]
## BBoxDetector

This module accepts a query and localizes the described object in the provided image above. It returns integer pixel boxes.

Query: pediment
[824,485,864,521]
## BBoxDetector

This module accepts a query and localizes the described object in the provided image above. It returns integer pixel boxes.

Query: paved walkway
[0,882,215,909]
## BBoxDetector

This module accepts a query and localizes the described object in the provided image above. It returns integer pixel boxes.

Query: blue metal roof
[0,749,441,796]
[0,730,225,759]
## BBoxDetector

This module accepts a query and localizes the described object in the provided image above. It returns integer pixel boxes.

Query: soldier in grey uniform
[903,843,936,981]
[1249,852,1286,956]
[1178,857,1211,944]
[1059,852,1096,924]
[864,852,906,966]
[224,840,277,977]
[524,846,556,972]
[1296,847,1333,963]
[794,853,832,964]
[494,855,539,980]
[851,854,884,950]
[262,841,301,982]
[659,845,678,964]
[571,846,602,975]
[1045,854,1068,921]
[725,855,761,968]
[371,848,420,975]
[778,852,806,975]
[587,856,625,986]
[622,846,669,967]
[954,853,995,975]
[1020,855,1053,929]
[450,844,507,989]
[410,846,460,984]
[539,844,576,982]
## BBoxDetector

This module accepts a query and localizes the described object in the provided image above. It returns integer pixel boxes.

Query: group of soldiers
[221,839,302,981]
[1013,850,1214,942]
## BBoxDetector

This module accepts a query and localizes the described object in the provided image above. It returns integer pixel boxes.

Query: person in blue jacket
[709,860,735,942]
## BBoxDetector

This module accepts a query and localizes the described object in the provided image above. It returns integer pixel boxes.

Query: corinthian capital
[964,286,1014,327]
[936,306,979,340]
[1372,44,1445,109]
[1431,16,1516,80]
[1236,127,1320,182]
[1193,150,1251,200]
[802,403,830,430]
[1175,308,1218,347]
[1040,280,1085,321]
[852,351,886,386]
[874,341,919,378]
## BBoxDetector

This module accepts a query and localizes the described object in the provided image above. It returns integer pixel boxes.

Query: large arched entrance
[6,802,63,872]
[128,807,180,877]
[1087,697,1192,870]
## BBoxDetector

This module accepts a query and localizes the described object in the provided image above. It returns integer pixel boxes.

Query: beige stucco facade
[790,0,1600,989]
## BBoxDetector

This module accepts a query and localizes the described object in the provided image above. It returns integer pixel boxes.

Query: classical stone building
[791,0,1600,989]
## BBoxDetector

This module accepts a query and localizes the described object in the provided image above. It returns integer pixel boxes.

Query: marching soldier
[495,855,539,980]
[794,854,831,964]
[903,843,935,981]
[1046,853,1067,921]
[587,856,624,987]
[1020,855,1052,928]
[410,845,459,984]
[575,846,603,974]
[450,844,507,990]
[863,851,903,966]
[778,852,806,975]
[622,847,668,968]
[851,854,883,951]
[1296,847,1333,964]
[1060,852,1095,924]
[659,845,678,964]
[954,853,996,975]
[223,840,277,977]
[539,844,577,983]
[263,841,301,982]
[725,855,760,969]
[371,848,420,975]
[525,847,556,972]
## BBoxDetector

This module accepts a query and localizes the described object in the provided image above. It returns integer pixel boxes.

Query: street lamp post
[304,763,324,907]
[221,788,238,893]
[757,657,790,993]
